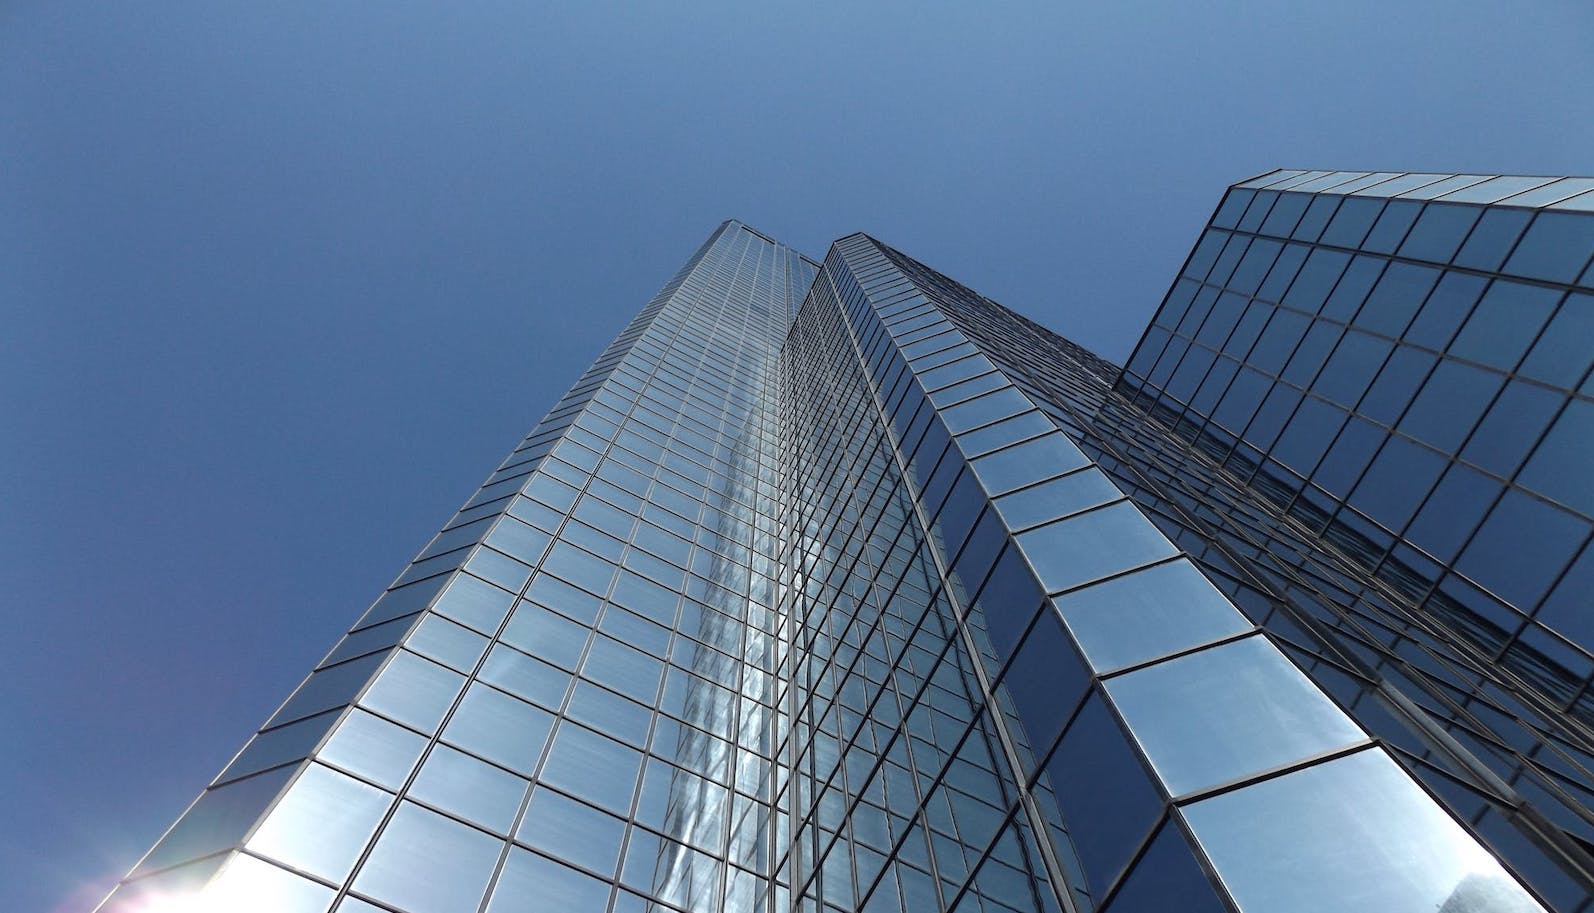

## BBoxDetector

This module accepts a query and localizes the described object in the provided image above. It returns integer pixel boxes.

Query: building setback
[101,170,1594,913]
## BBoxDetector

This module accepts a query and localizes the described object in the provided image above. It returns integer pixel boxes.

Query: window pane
[441,683,555,774]
[1018,503,1178,594]
[972,433,1091,496]
[1105,636,1364,795]
[358,651,465,735]
[354,802,502,913]
[318,709,428,790]
[247,763,391,881]
[1184,749,1541,913]
[540,723,644,814]
[409,745,528,834]
[517,789,627,877]
[1055,560,1252,673]
[487,847,612,912]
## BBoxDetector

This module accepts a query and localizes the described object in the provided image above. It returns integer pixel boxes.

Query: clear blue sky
[3,2,1591,910]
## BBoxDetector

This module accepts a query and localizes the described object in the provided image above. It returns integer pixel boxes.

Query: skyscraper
[100,170,1594,913]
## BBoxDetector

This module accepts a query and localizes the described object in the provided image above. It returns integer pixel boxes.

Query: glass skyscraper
[101,170,1594,913]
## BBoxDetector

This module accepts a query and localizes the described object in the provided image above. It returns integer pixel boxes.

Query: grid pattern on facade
[1104,177,1594,912]
[98,174,1594,913]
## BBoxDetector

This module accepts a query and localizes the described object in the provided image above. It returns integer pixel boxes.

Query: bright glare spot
[124,853,327,913]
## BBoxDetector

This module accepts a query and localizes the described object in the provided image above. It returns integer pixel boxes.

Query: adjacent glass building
[101,170,1594,913]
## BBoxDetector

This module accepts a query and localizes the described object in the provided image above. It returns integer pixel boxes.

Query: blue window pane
[501,602,591,670]
[995,468,1123,531]
[358,651,465,734]
[354,802,502,913]
[405,615,489,673]
[1459,381,1564,478]
[1450,280,1560,372]
[971,433,1091,497]
[1400,360,1503,453]
[1055,559,1251,673]
[1100,821,1228,913]
[517,789,627,876]
[1521,292,1594,388]
[1184,749,1541,913]
[1259,193,1311,237]
[1458,489,1588,609]
[998,609,1090,754]
[1454,207,1533,272]
[318,709,428,790]
[1319,197,1383,248]
[1520,398,1594,517]
[1257,243,1310,302]
[478,643,571,710]
[1358,346,1435,426]
[1315,332,1392,409]
[1398,203,1481,264]
[409,745,528,834]
[136,766,296,873]
[1352,262,1439,338]
[1017,503,1178,594]
[1406,463,1501,562]
[1361,199,1421,253]
[1320,255,1382,322]
[541,723,643,814]
[1405,271,1486,351]
[1504,211,1594,284]
[1281,249,1350,315]
[943,387,1033,434]
[1105,636,1365,796]
[1349,436,1446,533]
[248,763,391,882]
[1037,696,1161,899]
[442,683,555,774]
[430,574,515,635]
[1291,195,1341,242]
[488,847,612,912]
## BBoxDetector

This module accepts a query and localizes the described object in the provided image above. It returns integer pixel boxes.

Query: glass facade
[100,171,1594,913]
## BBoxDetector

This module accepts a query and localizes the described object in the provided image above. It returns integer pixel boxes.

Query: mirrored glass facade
[101,171,1594,913]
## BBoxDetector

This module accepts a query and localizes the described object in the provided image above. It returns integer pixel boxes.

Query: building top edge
[1231,169,1594,209]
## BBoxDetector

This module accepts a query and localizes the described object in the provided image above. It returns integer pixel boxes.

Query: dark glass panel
[1460,381,1564,478]
[1405,271,1487,352]
[1100,820,1226,913]
[1521,292,1594,388]
[1036,696,1161,901]
[1400,359,1503,453]
[1504,211,1594,284]
[1399,202,1482,264]
[1353,261,1440,338]
[1316,332,1393,409]
[1321,256,1385,322]
[1256,243,1310,302]
[1349,435,1447,532]
[1449,280,1560,372]
[1272,397,1347,475]
[1320,197,1385,248]
[1406,462,1502,562]
[1458,489,1588,608]
[1259,193,1311,238]
[1291,194,1341,243]
[1362,199,1423,254]
[1281,249,1351,315]
[1520,399,1594,517]
[1453,207,1533,272]
[1358,345,1436,426]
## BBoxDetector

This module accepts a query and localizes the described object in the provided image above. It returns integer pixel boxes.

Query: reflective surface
[104,190,1587,913]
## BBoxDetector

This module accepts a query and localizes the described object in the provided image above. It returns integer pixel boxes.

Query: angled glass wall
[100,221,818,913]
[99,170,1594,913]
